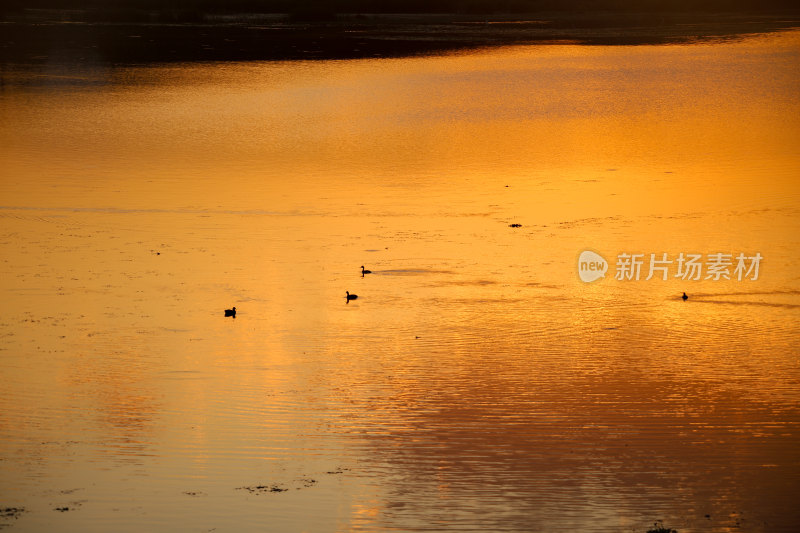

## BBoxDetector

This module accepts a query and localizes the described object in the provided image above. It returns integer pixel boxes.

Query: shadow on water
[676,290,800,309]
[688,300,800,309]
[691,289,800,297]
[375,268,455,276]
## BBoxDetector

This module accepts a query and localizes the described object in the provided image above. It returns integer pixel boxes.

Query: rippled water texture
[1,30,799,532]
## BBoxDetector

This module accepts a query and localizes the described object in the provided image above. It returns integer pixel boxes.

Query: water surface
[1,30,799,532]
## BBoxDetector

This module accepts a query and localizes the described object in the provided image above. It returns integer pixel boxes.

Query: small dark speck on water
[509,223,522,227]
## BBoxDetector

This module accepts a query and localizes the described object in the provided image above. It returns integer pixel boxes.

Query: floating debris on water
[1,508,25,519]
[237,485,288,494]
[646,521,677,533]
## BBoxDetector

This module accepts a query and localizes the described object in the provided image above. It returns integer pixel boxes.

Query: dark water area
[1,12,800,66]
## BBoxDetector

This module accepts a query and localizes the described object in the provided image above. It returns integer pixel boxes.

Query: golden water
[1,31,799,532]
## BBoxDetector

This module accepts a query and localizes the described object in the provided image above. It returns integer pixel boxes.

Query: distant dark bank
[3,0,799,18]
[1,5,798,66]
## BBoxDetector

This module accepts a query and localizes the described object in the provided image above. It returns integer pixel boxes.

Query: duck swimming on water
[225,307,236,317]
[346,291,358,302]
[361,266,371,276]
[682,292,688,301]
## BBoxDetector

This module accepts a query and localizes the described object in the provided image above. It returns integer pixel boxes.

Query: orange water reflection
[1,30,799,533]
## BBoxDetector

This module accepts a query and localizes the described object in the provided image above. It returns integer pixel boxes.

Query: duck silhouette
[361,265,372,276]
[225,306,236,317]
[682,292,688,301]
[345,291,358,303]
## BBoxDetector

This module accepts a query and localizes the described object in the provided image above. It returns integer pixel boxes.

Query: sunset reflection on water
[1,30,799,532]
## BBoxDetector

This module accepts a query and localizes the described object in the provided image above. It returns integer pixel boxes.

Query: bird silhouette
[361,265,372,276]
[346,291,358,303]
[225,306,236,317]
[682,292,688,301]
